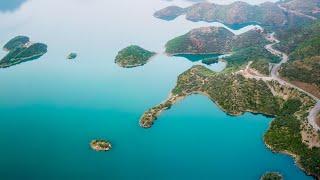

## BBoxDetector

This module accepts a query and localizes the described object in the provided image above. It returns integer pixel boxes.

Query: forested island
[115,45,156,68]
[0,36,47,68]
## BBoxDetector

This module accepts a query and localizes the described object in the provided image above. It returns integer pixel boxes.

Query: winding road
[240,5,320,130]
[265,33,320,131]
[239,30,320,131]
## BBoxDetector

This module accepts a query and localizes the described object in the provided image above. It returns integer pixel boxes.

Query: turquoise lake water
[0,0,312,179]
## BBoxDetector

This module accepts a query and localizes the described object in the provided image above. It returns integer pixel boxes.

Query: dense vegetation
[275,20,320,59]
[225,47,280,69]
[172,65,280,115]
[115,45,156,68]
[250,59,270,75]
[0,36,47,68]
[264,97,320,177]
[275,20,320,97]
[260,172,283,180]
[280,56,320,88]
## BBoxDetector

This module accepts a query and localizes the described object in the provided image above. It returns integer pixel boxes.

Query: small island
[90,139,112,151]
[260,172,283,180]
[115,45,156,68]
[0,36,47,68]
[67,53,77,60]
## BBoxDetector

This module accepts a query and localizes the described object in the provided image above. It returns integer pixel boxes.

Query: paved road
[265,33,320,131]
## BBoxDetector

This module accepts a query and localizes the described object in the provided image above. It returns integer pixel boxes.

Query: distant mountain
[279,0,320,18]
[154,1,317,29]
[275,20,320,59]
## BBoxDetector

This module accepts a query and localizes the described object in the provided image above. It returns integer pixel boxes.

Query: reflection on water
[173,53,227,72]
[0,0,26,12]
[174,53,221,62]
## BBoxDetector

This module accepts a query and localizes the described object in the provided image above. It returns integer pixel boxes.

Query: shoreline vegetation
[115,45,156,68]
[0,36,47,68]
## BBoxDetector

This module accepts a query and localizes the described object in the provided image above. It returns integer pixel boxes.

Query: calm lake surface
[0,0,312,179]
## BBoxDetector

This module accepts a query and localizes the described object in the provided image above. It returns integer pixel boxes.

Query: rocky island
[115,45,156,68]
[0,36,47,68]
[90,139,112,151]
[260,172,283,180]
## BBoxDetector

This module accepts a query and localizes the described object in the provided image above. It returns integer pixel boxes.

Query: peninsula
[0,36,47,68]
[115,45,156,68]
